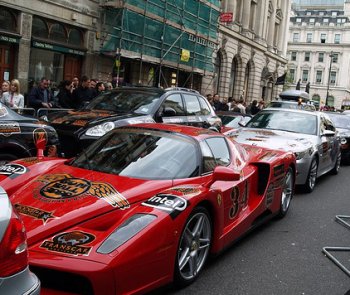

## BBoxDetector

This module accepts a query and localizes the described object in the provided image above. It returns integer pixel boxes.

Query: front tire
[174,206,212,287]
[278,167,294,218]
[303,157,318,193]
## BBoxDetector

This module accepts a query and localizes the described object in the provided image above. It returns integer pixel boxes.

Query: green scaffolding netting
[101,0,219,72]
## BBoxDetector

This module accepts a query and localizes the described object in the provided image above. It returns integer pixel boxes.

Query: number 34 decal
[229,181,249,219]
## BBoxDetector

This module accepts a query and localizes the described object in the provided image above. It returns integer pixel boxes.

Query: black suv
[49,87,221,157]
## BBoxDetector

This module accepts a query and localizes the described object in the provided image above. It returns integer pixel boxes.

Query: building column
[17,12,32,95]
[242,0,251,32]
[267,0,276,50]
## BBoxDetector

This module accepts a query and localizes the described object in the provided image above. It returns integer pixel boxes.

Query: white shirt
[2,92,24,108]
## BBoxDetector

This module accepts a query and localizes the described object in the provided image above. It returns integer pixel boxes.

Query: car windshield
[70,128,200,179]
[268,101,316,111]
[83,90,161,114]
[246,110,317,135]
[328,114,350,129]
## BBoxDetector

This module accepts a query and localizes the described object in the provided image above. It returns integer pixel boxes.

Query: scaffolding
[100,0,220,87]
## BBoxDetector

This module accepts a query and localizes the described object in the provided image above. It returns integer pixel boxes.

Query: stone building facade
[287,0,350,110]
[0,0,291,104]
[206,0,292,103]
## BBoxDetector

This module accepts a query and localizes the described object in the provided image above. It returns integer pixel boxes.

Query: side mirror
[238,121,247,127]
[163,107,176,117]
[206,166,240,187]
[322,130,335,137]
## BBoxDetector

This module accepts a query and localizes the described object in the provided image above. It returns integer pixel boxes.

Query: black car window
[198,96,212,115]
[84,90,161,114]
[205,137,230,167]
[162,94,186,116]
[70,128,199,179]
[183,94,202,115]
[200,141,217,174]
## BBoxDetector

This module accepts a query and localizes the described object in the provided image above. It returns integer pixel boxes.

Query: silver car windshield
[246,110,317,135]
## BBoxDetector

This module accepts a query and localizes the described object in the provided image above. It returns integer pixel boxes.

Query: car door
[318,114,336,172]
[158,93,187,125]
[182,93,208,128]
[200,137,250,234]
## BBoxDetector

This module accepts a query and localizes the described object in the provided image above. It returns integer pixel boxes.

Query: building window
[296,18,302,23]
[293,33,299,42]
[321,33,326,43]
[332,11,338,16]
[306,11,311,16]
[334,34,340,44]
[316,70,322,83]
[318,52,324,62]
[307,33,312,42]
[332,53,338,63]
[319,11,324,16]
[291,51,297,61]
[302,70,309,82]
[289,69,295,82]
[337,18,342,23]
[0,8,17,32]
[305,52,311,62]
[323,18,329,23]
[310,18,315,23]
[330,71,336,84]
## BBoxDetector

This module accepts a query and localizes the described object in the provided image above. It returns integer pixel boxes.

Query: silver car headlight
[97,214,156,254]
[85,122,115,137]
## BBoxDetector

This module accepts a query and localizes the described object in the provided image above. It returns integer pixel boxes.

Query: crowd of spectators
[0,76,118,112]
[206,93,265,115]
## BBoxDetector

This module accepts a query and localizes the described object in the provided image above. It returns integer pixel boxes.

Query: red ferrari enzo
[0,124,296,295]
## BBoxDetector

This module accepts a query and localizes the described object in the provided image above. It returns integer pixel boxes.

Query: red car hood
[11,163,173,245]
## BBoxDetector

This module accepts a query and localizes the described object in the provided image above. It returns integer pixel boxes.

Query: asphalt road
[152,165,350,295]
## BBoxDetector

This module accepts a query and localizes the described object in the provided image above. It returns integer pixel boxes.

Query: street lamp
[326,51,334,107]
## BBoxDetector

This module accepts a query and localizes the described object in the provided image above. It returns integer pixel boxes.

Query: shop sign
[0,34,20,44]
[32,41,85,56]
[188,34,216,49]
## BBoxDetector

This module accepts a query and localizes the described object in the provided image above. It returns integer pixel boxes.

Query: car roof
[216,111,252,117]
[263,107,319,116]
[111,86,202,96]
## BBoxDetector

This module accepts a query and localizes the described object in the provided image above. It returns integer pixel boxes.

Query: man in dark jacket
[28,77,54,110]
[72,75,94,108]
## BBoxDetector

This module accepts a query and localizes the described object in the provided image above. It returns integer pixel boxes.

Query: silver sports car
[226,108,341,193]
[0,186,40,295]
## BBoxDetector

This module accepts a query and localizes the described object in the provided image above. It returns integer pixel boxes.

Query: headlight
[85,122,115,137]
[341,137,347,145]
[97,214,156,254]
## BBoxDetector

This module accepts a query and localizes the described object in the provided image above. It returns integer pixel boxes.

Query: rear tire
[330,152,341,175]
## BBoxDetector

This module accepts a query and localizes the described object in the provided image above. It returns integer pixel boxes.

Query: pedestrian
[90,78,98,98]
[220,97,229,111]
[71,77,79,92]
[2,79,24,109]
[213,93,221,111]
[96,82,105,96]
[105,82,113,91]
[57,80,78,109]
[28,77,53,110]
[0,80,10,103]
[72,75,94,108]
[258,100,265,110]
[250,100,260,115]
[236,99,246,114]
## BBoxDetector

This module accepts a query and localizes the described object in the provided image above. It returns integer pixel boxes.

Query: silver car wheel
[304,158,318,193]
[177,208,211,282]
[280,168,294,216]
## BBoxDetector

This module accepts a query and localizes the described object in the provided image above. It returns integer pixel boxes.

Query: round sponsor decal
[40,177,91,199]
[54,231,95,246]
